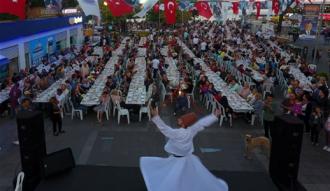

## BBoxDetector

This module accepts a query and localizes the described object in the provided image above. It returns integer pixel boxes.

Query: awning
[0,55,9,66]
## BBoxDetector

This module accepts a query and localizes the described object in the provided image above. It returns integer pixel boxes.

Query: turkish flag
[153,3,160,13]
[106,0,134,17]
[164,0,176,24]
[256,2,261,20]
[232,2,239,15]
[272,0,279,15]
[0,0,26,20]
[195,1,213,19]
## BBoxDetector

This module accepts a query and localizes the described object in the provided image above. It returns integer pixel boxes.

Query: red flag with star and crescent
[106,0,134,17]
[0,0,26,20]
[232,2,239,15]
[256,2,261,20]
[195,1,213,19]
[272,0,279,15]
[164,0,177,24]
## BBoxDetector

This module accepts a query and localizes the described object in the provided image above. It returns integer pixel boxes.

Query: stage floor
[36,165,279,191]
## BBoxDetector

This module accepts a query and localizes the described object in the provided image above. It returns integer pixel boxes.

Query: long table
[165,57,180,88]
[137,48,147,57]
[125,57,146,105]
[161,46,169,57]
[81,37,130,106]
[177,39,253,113]
[194,58,254,113]
[80,56,118,106]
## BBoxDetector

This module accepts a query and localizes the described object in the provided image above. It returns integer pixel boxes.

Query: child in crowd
[310,106,323,146]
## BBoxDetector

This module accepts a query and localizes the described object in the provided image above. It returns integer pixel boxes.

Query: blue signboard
[0,16,82,43]
[0,56,9,81]
[47,35,57,55]
[29,37,48,67]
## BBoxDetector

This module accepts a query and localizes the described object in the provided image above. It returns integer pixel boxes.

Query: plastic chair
[160,82,173,103]
[14,172,24,191]
[219,103,232,127]
[186,85,195,109]
[251,111,263,126]
[104,101,110,120]
[69,99,83,120]
[139,99,152,121]
[115,101,130,124]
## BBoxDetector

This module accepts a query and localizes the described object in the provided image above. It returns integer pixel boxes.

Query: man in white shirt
[201,41,207,52]
[152,57,160,79]
[193,36,199,47]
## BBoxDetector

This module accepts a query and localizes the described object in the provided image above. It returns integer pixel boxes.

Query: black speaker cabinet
[269,114,304,191]
[16,110,46,191]
[42,148,76,178]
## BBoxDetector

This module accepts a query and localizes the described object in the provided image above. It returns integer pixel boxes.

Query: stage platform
[36,165,279,191]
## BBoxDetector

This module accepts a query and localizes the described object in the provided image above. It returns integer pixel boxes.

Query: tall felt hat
[178,112,198,128]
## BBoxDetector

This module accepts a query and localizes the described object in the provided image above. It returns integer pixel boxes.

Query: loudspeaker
[16,111,46,191]
[269,114,304,190]
[42,148,75,178]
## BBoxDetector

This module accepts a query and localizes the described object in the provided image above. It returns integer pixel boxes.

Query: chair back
[115,100,122,110]
[14,172,24,191]
[219,103,226,116]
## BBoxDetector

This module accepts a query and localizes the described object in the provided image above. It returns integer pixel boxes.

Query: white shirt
[151,115,217,156]
[152,59,160,70]
[201,42,207,51]
[193,37,199,45]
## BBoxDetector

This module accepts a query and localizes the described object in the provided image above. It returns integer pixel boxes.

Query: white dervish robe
[140,115,229,191]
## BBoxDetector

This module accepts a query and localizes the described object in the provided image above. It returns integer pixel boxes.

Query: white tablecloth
[289,66,312,91]
[161,46,169,57]
[137,48,147,57]
[80,56,118,106]
[165,57,180,88]
[139,37,147,47]
[0,87,11,104]
[176,38,196,59]
[93,47,103,57]
[125,57,147,105]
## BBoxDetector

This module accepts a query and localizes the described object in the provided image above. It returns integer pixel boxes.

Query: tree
[62,0,79,8]
[277,0,295,33]
[28,0,45,7]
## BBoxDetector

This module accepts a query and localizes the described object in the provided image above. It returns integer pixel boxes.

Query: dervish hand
[213,109,221,118]
[150,106,159,117]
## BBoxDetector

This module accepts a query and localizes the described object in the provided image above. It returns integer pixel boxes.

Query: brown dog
[244,134,270,160]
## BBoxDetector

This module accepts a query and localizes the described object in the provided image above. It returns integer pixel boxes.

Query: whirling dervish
[140,107,229,191]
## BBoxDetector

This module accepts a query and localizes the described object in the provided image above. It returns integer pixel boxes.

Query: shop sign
[69,16,82,25]
[62,9,78,15]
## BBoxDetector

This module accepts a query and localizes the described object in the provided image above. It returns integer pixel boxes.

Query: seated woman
[94,90,110,124]
[208,83,217,95]
[71,85,87,113]
[239,82,251,99]
[228,79,240,92]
